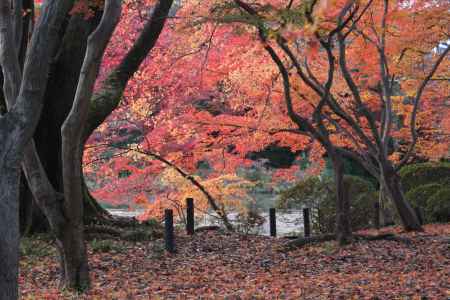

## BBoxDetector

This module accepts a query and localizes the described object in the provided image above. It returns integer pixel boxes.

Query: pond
[108,209,306,237]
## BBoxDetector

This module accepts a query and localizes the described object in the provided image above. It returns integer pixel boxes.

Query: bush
[399,162,450,193]
[277,175,377,233]
[90,239,126,253]
[425,188,450,223]
[20,237,54,257]
[404,183,444,209]
[276,177,322,210]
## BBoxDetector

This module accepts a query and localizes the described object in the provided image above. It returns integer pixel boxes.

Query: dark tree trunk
[330,152,352,245]
[36,13,96,186]
[16,12,108,240]
[32,12,109,224]
[380,162,422,231]
[19,173,49,235]
[0,160,20,300]
[0,72,5,115]
[59,0,121,289]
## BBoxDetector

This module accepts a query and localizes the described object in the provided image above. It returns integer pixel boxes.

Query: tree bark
[380,162,422,231]
[330,152,352,245]
[60,0,121,289]
[19,173,50,235]
[34,11,109,222]
[0,154,20,300]
[1,0,75,297]
[15,10,108,236]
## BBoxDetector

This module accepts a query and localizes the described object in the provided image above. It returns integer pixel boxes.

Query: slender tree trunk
[60,0,121,289]
[380,162,422,231]
[330,152,352,245]
[35,11,109,223]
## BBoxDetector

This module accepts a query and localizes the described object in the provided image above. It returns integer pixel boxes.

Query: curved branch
[83,0,174,143]
[62,0,121,222]
[397,44,450,169]
[107,142,235,231]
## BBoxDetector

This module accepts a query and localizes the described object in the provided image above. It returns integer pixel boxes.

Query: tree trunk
[380,162,422,231]
[34,11,109,222]
[19,173,49,235]
[83,179,111,221]
[60,0,121,290]
[330,152,352,245]
[57,224,90,289]
[378,181,394,226]
[0,160,20,300]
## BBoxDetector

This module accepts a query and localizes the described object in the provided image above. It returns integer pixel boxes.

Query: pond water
[108,209,306,237]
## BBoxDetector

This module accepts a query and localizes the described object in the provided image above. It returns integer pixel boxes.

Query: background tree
[208,0,448,233]
[85,0,448,243]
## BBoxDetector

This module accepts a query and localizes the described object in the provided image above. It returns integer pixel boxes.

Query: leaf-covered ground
[20,223,449,299]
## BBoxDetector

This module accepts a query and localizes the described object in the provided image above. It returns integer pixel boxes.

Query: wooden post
[374,202,380,229]
[186,198,194,235]
[269,208,276,237]
[164,209,175,253]
[303,208,310,237]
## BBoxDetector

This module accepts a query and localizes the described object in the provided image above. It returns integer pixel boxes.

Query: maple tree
[213,0,449,235]
[86,0,449,245]
[84,0,312,225]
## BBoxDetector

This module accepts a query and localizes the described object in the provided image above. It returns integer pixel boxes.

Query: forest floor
[20,223,449,299]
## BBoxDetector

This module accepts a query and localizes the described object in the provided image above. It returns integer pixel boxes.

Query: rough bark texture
[0,142,21,300]
[381,162,422,231]
[0,0,75,297]
[17,11,108,234]
[60,0,121,289]
[33,11,109,224]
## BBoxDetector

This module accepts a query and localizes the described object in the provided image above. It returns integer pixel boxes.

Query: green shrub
[404,183,443,209]
[20,237,54,257]
[276,177,322,210]
[425,188,450,223]
[399,162,450,193]
[277,175,377,233]
[90,239,125,253]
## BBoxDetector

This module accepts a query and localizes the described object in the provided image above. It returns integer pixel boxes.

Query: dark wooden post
[186,198,194,235]
[303,208,310,237]
[269,208,276,237]
[374,202,380,229]
[164,209,175,253]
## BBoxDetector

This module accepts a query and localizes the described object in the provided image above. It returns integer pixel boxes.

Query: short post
[269,208,276,237]
[164,209,175,253]
[186,198,195,235]
[303,208,311,238]
[374,202,380,229]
